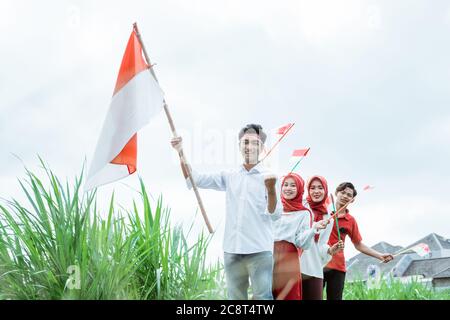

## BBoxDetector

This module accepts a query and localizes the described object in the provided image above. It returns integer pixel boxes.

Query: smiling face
[309,179,325,203]
[282,177,298,200]
[239,133,263,165]
[336,187,355,207]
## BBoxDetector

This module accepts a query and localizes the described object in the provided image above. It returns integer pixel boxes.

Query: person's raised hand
[264,174,277,191]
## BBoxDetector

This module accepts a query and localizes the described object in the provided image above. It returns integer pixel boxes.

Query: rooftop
[346,233,450,282]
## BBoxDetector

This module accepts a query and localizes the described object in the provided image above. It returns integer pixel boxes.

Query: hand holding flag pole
[133,23,213,234]
[327,198,353,222]
[389,243,430,259]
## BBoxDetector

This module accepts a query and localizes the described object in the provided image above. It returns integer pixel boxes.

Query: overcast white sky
[1,0,450,263]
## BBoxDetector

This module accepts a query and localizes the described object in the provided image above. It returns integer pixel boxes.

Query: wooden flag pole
[392,246,418,258]
[327,198,353,222]
[378,246,413,264]
[276,278,297,300]
[133,23,214,234]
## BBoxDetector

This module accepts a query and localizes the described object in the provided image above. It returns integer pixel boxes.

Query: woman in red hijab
[272,173,327,300]
[300,175,344,300]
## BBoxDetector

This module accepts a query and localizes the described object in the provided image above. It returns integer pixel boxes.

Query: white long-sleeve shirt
[300,203,334,279]
[186,163,282,254]
[273,210,318,250]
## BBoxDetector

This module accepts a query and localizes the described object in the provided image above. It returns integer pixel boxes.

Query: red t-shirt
[326,210,362,272]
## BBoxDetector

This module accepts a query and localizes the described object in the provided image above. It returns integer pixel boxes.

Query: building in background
[346,233,450,289]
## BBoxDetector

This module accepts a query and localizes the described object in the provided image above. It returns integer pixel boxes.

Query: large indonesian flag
[85,30,164,191]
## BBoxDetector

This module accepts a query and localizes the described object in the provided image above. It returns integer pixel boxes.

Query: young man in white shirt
[171,124,281,300]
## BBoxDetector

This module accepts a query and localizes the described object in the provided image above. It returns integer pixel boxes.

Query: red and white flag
[410,243,430,257]
[290,148,310,161]
[363,185,375,191]
[85,30,164,191]
[275,123,294,136]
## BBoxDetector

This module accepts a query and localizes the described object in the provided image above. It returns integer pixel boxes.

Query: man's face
[336,187,355,206]
[239,133,263,164]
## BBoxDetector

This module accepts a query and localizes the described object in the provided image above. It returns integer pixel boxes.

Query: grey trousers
[223,251,274,300]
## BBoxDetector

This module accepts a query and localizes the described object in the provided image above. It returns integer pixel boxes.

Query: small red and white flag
[85,29,164,191]
[410,243,430,257]
[363,185,375,191]
[275,123,294,136]
[289,148,310,173]
[290,148,310,161]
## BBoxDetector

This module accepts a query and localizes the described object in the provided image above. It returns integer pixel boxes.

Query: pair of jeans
[224,251,273,300]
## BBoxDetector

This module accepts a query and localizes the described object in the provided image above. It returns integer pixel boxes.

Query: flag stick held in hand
[133,23,213,233]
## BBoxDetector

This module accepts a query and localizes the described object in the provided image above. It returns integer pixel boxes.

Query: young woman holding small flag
[272,173,328,300]
[300,176,344,300]
[323,182,394,300]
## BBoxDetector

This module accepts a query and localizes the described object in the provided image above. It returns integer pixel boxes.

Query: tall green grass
[3,161,450,300]
[0,160,225,299]
[343,276,450,300]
